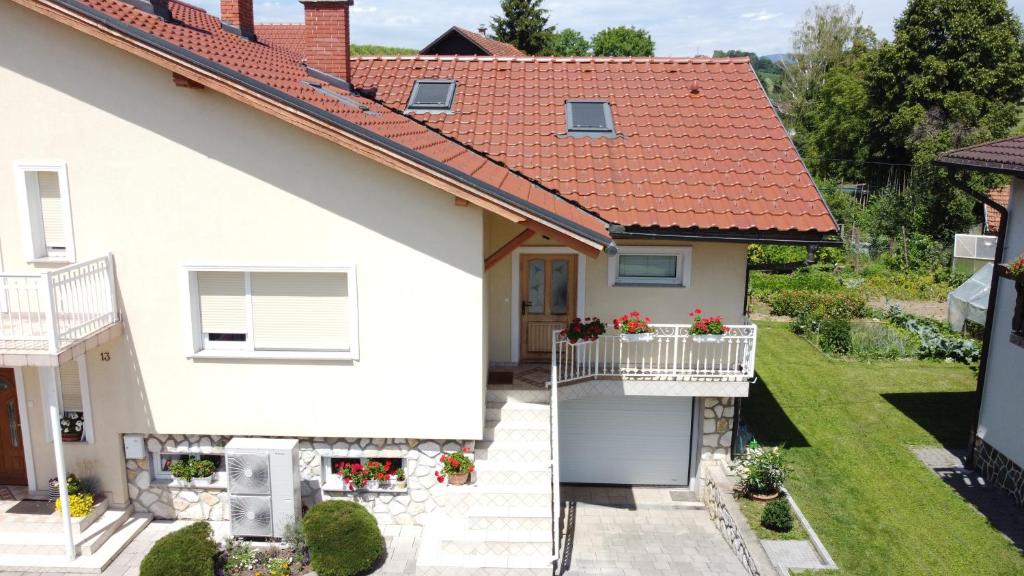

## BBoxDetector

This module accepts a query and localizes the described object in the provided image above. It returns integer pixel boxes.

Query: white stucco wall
[0,1,488,499]
[978,176,1024,466]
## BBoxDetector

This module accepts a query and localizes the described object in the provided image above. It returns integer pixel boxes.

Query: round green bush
[761,499,794,533]
[140,521,217,576]
[304,500,384,576]
[818,316,852,354]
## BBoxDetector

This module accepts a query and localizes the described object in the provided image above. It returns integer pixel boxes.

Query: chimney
[221,0,255,40]
[478,24,487,36]
[301,0,353,83]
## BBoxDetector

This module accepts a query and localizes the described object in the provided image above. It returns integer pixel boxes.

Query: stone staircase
[0,498,151,572]
[417,387,555,575]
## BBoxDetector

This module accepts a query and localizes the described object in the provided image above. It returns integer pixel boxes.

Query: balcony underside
[494,363,751,398]
[0,320,122,367]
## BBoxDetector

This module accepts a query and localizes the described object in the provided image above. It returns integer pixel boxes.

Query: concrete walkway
[558,486,747,576]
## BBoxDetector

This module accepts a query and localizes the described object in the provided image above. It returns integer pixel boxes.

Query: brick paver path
[559,486,747,576]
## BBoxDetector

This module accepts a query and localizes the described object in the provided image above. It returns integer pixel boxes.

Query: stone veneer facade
[701,397,735,460]
[974,436,1024,507]
[127,435,472,526]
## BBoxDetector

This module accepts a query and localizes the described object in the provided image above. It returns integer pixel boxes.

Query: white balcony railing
[0,255,118,353]
[552,323,757,385]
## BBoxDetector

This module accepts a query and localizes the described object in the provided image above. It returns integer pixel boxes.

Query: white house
[937,138,1024,508]
[0,0,837,571]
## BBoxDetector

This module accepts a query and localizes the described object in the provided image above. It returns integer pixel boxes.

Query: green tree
[591,26,655,57]
[865,0,1024,238]
[545,28,591,56]
[490,0,554,55]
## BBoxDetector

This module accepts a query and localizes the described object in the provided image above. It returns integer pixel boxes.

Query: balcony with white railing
[551,323,757,385]
[0,255,120,365]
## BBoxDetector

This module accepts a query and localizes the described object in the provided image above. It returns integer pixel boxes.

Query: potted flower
[434,447,474,486]
[394,468,407,490]
[735,440,788,501]
[338,461,369,491]
[60,412,84,442]
[613,311,655,342]
[688,308,729,343]
[169,455,217,486]
[1005,254,1024,283]
[364,460,393,490]
[560,317,606,344]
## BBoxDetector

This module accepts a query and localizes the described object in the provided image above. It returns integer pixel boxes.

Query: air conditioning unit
[226,438,301,539]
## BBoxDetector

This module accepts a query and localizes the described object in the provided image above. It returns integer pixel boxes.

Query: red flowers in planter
[689,308,728,336]
[613,311,654,334]
[434,447,475,484]
[338,460,394,489]
[560,317,606,344]
[1007,254,1024,280]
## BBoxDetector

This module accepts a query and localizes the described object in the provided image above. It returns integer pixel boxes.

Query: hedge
[139,521,218,576]
[304,500,384,576]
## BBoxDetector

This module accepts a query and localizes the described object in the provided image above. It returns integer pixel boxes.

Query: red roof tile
[351,56,836,233]
[254,23,305,58]
[450,27,524,57]
[35,0,610,246]
[937,136,1024,174]
[986,185,1010,234]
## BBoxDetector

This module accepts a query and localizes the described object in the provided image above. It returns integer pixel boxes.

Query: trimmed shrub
[818,317,852,354]
[761,500,794,533]
[140,521,217,576]
[767,289,867,320]
[304,500,384,576]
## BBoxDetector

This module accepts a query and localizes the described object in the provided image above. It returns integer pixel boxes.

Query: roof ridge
[350,55,750,63]
[254,22,305,27]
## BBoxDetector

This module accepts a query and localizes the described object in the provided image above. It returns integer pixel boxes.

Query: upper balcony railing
[0,255,118,354]
[552,323,757,385]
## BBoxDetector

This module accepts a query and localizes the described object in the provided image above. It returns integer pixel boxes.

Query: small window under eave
[566,100,616,137]
[407,79,457,112]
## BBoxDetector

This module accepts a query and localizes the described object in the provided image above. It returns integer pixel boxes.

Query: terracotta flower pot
[750,490,781,502]
[447,472,470,486]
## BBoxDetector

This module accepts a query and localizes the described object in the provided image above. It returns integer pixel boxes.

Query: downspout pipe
[947,173,1008,466]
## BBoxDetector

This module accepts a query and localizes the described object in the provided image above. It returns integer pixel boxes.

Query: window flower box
[689,308,729,343]
[614,311,655,342]
[60,412,84,442]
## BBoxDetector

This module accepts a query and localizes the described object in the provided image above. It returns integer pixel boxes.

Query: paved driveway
[559,486,747,576]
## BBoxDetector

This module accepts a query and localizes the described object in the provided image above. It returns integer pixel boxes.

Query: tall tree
[491,0,554,55]
[866,0,1024,237]
[591,26,655,57]
[545,28,591,56]
[780,4,876,152]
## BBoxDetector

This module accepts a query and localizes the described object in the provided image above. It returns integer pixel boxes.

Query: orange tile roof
[351,56,836,234]
[986,185,1010,234]
[449,26,524,57]
[29,0,611,247]
[254,23,305,58]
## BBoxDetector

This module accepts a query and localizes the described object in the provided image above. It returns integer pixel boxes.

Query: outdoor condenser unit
[225,438,301,539]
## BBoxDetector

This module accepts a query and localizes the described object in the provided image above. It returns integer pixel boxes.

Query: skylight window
[566,100,615,137]
[407,80,457,112]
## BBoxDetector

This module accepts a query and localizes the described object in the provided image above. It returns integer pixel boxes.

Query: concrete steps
[0,513,151,573]
[417,388,555,573]
[0,507,132,556]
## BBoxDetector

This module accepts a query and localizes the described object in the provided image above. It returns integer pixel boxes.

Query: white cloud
[741,10,781,22]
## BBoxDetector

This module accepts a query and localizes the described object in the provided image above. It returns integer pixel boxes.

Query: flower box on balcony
[621,332,655,343]
[691,334,725,343]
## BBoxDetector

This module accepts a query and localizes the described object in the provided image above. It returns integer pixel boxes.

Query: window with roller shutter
[14,163,75,261]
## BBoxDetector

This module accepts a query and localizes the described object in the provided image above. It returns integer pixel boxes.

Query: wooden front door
[0,369,27,485]
[520,254,577,361]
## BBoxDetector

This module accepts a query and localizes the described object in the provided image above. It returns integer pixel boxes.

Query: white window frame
[13,161,76,263]
[40,356,95,444]
[181,263,359,361]
[321,455,407,492]
[608,246,692,287]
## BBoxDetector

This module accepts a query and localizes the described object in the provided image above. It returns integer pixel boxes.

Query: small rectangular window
[187,266,358,359]
[14,163,75,261]
[152,452,226,482]
[323,456,407,492]
[609,247,691,286]
[407,80,457,112]
[566,100,615,137]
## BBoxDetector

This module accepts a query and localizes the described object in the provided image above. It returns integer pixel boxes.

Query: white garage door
[559,396,694,485]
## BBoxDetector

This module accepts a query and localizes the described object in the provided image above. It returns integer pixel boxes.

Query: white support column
[46,369,75,561]
[40,271,59,354]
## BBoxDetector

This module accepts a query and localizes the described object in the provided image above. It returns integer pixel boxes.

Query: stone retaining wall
[975,436,1024,507]
[699,461,778,576]
[127,435,470,526]
[702,397,735,460]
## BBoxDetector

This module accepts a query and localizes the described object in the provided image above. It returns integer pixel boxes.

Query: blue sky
[192,0,1024,56]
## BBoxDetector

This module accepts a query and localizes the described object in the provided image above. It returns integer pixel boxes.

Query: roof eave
[613,226,842,247]
[935,154,1024,177]
[24,0,611,254]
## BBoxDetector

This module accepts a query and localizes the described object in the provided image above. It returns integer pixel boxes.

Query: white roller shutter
[251,272,349,351]
[37,171,66,251]
[559,396,693,485]
[197,272,247,335]
[59,360,83,413]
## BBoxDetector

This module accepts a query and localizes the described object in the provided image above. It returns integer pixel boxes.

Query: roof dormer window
[566,100,615,137]
[407,80,457,112]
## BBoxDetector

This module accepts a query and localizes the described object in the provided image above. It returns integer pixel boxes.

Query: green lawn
[745,322,1024,575]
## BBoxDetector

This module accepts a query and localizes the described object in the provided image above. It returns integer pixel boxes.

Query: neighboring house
[420,25,524,56]
[937,138,1024,508]
[986,185,1010,235]
[0,0,835,570]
